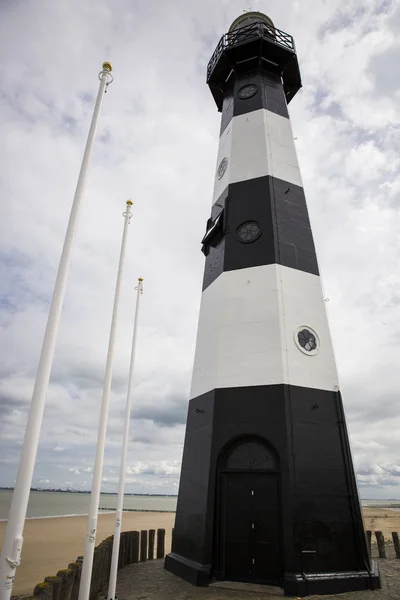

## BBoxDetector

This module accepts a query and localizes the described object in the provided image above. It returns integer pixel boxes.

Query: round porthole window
[295,326,319,355]
[217,157,228,180]
[236,221,262,243]
[238,84,258,100]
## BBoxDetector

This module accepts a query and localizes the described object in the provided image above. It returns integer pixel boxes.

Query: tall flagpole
[78,201,134,600]
[0,62,113,600]
[107,278,144,600]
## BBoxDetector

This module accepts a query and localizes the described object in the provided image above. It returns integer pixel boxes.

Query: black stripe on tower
[166,385,377,593]
[220,70,289,136]
[202,176,319,292]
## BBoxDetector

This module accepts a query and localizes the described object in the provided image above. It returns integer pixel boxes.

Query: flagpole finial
[99,62,113,87]
[123,200,133,221]
[138,277,143,282]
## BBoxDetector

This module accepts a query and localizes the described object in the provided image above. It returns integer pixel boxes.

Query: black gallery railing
[207,21,296,81]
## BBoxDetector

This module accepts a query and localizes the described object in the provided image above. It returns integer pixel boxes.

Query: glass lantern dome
[228,11,275,32]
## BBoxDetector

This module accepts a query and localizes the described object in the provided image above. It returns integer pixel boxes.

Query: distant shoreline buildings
[0,487,177,496]
[1,487,398,504]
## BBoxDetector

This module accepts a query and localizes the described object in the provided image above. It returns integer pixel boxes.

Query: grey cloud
[132,396,187,427]
[318,0,393,39]
[344,386,400,425]
[382,464,400,477]
[387,2,400,33]
[368,47,400,97]
[359,401,400,424]
[131,432,156,445]
[318,6,367,37]
[0,394,26,416]
[50,364,106,391]
[0,394,28,436]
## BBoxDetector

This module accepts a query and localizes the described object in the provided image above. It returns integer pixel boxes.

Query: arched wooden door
[216,438,281,585]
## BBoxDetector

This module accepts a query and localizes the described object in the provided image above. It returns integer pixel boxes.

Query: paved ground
[113,557,400,600]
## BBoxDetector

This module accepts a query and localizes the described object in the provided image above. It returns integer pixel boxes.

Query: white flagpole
[78,201,134,600]
[0,62,113,600]
[107,277,143,600]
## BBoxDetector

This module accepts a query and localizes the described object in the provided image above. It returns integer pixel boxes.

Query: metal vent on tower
[236,221,262,243]
[217,157,228,179]
[238,84,258,99]
[295,326,319,355]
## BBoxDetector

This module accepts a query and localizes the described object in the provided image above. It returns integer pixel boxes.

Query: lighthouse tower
[165,13,380,596]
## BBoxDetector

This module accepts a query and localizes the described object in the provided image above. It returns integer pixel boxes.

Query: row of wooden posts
[26,528,167,600]
[18,527,399,600]
[367,530,400,558]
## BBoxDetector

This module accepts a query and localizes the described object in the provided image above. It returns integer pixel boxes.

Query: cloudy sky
[1,0,399,500]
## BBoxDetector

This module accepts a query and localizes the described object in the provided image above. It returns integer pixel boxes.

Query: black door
[220,472,280,583]
[251,473,281,583]
[218,438,281,585]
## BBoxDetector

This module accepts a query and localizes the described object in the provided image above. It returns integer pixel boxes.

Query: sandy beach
[362,507,400,541]
[2,507,400,595]
[0,511,175,595]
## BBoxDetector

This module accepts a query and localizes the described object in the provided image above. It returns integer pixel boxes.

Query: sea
[0,490,177,521]
[0,490,399,521]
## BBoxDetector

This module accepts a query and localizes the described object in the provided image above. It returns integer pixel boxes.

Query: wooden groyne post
[375,531,386,558]
[131,530,140,563]
[393,532,400,559]
[157,528,166,559]
[148,529,155,559]
[366,530,372,555]
[140,530,148,562]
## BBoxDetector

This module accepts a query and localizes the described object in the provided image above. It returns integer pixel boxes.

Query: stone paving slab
[211,580,284,595]
[114,558,400,600]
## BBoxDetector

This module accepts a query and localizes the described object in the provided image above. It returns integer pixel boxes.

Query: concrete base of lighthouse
[165,554,380,595]
[164,387,380,596]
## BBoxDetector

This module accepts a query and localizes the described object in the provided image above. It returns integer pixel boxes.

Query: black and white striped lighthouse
[165,12,380,596]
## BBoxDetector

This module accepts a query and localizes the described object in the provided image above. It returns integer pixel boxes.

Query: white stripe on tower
[190,264,339,399]
[212,108,303,205]
[191,103,338,398]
